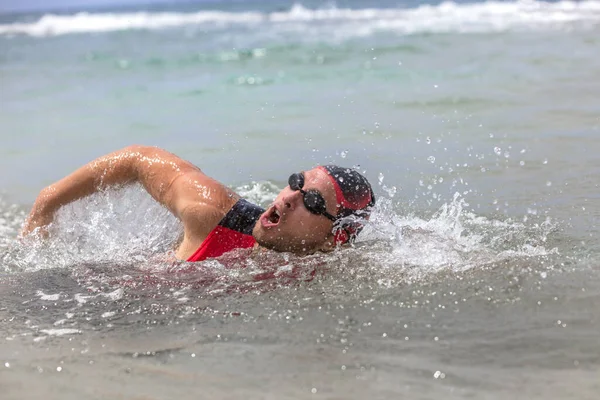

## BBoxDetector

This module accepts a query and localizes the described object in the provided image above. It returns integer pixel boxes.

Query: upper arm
[130,146,239,237]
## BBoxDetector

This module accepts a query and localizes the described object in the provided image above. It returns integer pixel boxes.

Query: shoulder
[173,171,240,236]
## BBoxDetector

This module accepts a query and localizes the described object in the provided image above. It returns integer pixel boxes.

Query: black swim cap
[318,165,375,244]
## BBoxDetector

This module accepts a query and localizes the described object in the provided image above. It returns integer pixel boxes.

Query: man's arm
[21,145,238,245]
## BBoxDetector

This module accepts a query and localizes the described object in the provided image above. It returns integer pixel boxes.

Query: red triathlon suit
[186,199,265,262]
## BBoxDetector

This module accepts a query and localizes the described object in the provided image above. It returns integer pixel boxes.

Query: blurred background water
[1,1,600,399]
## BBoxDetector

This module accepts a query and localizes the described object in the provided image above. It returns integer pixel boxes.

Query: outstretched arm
[21,145,236,240]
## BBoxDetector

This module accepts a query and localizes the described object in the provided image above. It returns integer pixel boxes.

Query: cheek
[296,217,331,238]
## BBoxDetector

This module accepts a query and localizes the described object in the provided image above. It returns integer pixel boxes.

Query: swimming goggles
[288,172,337,222]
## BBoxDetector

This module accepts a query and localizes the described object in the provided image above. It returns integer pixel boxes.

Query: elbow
[120,144,157,156]
[118,145,163,167]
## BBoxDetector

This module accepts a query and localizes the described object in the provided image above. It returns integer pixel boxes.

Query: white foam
[39,328,81,336]
[234,181,278,206]
[1,1,599,37]
[74,293,91,304]
[4,185,182,273]
[357,193,557,277]
[101,288,124,301]
[36,290,60,301]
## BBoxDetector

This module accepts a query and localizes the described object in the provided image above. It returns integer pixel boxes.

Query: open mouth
[260,205,282,228]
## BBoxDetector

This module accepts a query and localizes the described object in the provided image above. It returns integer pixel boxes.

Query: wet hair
[318,165,375,244]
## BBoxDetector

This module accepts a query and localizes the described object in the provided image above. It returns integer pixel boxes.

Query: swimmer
[21,145,375,261]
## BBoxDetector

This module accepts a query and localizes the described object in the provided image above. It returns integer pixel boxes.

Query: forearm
[21,145,145,236]
[21,144,208,237]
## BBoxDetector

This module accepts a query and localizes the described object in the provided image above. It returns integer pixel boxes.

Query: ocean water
[1,0,600,398]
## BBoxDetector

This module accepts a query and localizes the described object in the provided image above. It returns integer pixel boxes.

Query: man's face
[252,167,338,254]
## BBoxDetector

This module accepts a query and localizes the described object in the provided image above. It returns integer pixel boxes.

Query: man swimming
[21,145,375,262]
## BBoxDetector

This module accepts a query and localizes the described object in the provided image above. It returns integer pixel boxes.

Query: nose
[283,188,303,211]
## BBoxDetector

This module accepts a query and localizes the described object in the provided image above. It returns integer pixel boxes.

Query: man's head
[253,165,375,254]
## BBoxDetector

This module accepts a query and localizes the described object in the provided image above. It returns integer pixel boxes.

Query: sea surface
[1,0,600,399]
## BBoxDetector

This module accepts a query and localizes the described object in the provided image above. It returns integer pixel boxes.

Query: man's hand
[20,187,62,238]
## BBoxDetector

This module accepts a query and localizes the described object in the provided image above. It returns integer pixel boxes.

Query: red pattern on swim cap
[318,165,375,245]
[317,165,374,211]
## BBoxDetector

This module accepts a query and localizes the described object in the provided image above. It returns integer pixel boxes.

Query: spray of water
[1,180,557,291]
[1,185,182,273]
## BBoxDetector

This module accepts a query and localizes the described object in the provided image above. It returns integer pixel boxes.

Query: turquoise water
[1,1,600,399]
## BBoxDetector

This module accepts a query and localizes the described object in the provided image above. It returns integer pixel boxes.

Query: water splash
[0,197,27,269]
[234,181,279,207]
[1,183,557,289]
[355,193,557,282]
[2,185,182,273]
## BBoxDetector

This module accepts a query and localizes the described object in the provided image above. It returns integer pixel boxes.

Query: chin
[254,232,319,255]
[253,223,327,255]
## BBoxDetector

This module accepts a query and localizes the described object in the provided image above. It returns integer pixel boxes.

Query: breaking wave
[1,1,599,37]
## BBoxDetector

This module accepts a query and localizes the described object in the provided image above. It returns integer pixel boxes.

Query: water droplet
[427,156,436,163]
[382,333,387,337]
[340,150,348,158]
[426,137,431,144]
[4,362,9,368]
[56,366,62,372]
[494,147,502,156]
[383,185,397,197]
[520,161,525,166]
[546,181,552,187]
[311,388,317,394]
